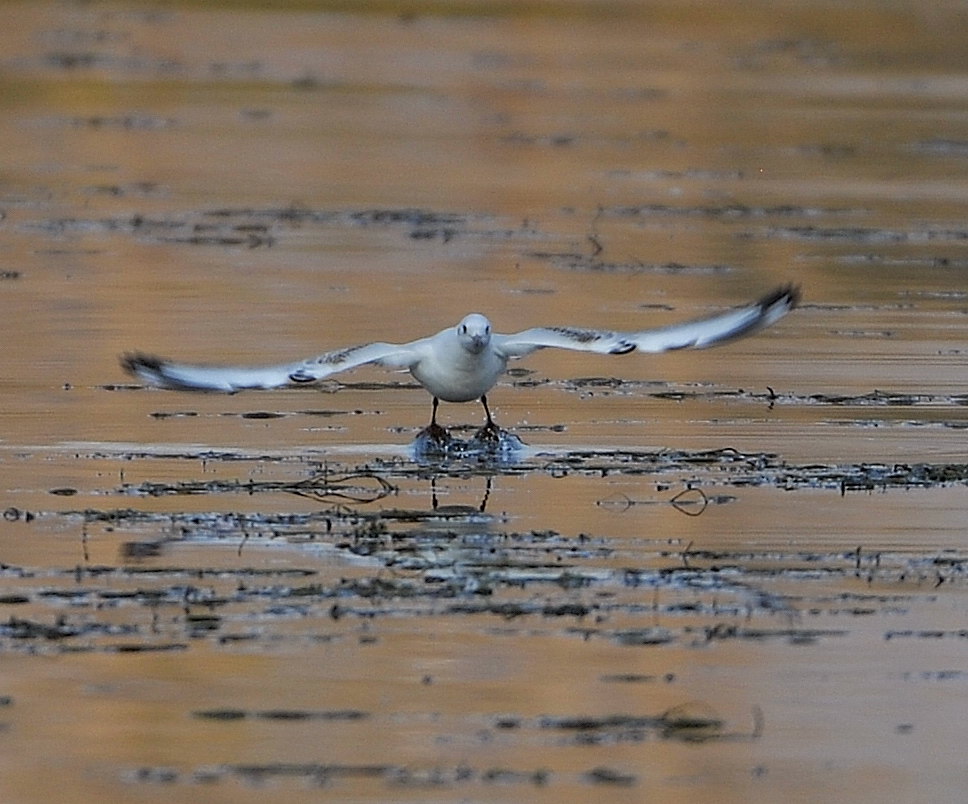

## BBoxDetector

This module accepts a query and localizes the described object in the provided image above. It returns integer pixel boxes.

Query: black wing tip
[762,283,801,311]
[120,351,167,376]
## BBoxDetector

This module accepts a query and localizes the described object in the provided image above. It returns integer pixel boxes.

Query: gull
[122,285,799,442]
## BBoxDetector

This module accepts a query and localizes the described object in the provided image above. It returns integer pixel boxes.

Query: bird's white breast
[410,332,506,402]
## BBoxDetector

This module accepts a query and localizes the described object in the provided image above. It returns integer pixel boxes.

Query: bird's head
[456,313,492,354]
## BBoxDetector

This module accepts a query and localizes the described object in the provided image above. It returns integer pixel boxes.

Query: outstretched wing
[121,340,423,392]
[494,285,799,359]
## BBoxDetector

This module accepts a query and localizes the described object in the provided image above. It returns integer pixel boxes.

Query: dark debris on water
[1,445,962,659]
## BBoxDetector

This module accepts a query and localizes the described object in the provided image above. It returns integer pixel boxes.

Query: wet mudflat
[2,2,968,802]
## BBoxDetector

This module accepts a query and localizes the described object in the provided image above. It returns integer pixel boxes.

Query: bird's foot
[412,423,524,461]
[471,421,503,445]
[470,424,526,455]
[416,423,453,445]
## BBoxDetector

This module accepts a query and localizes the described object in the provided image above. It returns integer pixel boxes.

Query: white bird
[122,285,799,442]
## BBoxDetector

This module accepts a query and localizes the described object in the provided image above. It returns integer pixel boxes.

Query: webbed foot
[471,420,503,445]
[416,422,453,445]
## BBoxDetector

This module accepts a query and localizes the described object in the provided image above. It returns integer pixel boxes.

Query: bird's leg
[419,397,451,443]
[473,394,502,443]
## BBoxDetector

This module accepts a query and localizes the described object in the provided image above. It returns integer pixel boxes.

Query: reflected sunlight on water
[1,2,967,802]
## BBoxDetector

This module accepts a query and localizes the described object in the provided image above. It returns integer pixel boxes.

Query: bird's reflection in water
[285,464,496,518]
[430,474,493,514]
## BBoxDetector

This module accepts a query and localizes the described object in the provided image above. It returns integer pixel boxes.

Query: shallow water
[1,2,967,802]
